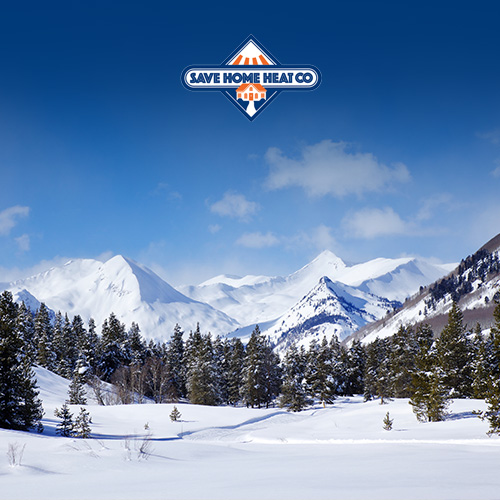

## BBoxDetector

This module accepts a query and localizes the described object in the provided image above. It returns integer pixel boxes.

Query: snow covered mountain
[180,250,347,326]
[181,250,452,330]
[2,249,453,348]
[348,233,500,345]
[255,276,400,353]
[7,255,238,341]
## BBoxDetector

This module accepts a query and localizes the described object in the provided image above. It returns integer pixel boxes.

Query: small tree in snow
[170,406,182,422]
[67,365,87,405]
[73,407,92,438]
[54,403,74,437]
[383,411,393,431]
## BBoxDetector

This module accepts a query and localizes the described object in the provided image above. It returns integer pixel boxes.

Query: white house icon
[236,83,267,117]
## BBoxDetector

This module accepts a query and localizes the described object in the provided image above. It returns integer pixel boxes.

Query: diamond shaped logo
[181,35,321,121]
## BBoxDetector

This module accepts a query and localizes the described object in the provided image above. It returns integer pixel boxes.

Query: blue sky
[1,1,500,285]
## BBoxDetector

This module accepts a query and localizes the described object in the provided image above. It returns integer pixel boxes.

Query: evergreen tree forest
[2,287,500,434]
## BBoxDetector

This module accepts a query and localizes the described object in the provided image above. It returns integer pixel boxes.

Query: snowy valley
[1,366,500,500]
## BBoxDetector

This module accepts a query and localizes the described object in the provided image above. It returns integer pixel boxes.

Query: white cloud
[491,161,500,178]
[208,224,221,234]
[264,140,410,198]
[236,231,280,249]
[285,225,338,252]
[0,205,30,236]
[477,129,500,144]
[15,234,30,252]
[210,192,259,221]
[151,182,182,201]
[416,193,453,221]
[343,207,410,239]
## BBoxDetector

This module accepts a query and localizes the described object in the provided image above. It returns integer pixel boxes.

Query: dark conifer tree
[185,328,220,406]
[67,362,88,405]
[213,336,229,404]
[98,313,129,380]
[436,302,473,397]
[410,325,449,422]
[127,322,146,365]
[54,403,73,437]
[280,344,309,411]
[241,326,280,408]
[482,301,500,435]
[375,338,393,404]
[34,303,55,370]
[344,340,365,395]
[0,291,44,431]
[227,337,245,406]
[305,337,336,404]
[363,338,392,402]
[471,324,490,399]
[166,324,186,399]
[16,302,36,363]
[82,317,99,373]
[389,325,416,398]
[73,407,92,438]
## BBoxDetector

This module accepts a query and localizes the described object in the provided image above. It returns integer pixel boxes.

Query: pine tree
[363,341,378,401]
[54,403,74,437]
[16,302,36,364]
[169,405,182,422]
[383,411,393,431]
[376,338,393,404]
[34,303,56,370]
[81,317,99,373]
[409,326,449,422]
[127,322,146,365]
[67,363,88,405]
[166,324,186,399]
[471,324,490,399]
[185,328,220,406]
[363,338,392,403]
[98,313,129,380]
[436,302,473,397]
[305,337,336,404]
[344,340,365,395]
[17,354,44,432]
[240,326,281,408]
[0,291,44,431]
[481,300,500,435]
[279,345,309,411]
[227,337,245,406]
[73,407,92,438]
[390,325,416,398]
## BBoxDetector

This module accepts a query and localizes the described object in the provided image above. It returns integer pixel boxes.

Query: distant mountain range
[3,248,455,348]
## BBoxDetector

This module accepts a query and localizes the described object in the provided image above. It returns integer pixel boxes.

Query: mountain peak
[313,249,345,265]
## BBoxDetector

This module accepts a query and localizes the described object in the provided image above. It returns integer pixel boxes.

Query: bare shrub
[135,431,154,461]
[88,375,106,406]
[7,443,26,467]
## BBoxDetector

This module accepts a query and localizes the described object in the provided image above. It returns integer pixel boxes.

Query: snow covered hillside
[7,255,238,341]
[1,366,499,500]
[350,233,500,344]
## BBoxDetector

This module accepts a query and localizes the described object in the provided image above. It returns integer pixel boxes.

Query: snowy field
[1,368,500,500]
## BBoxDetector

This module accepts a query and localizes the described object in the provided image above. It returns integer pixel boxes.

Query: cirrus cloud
[264,140,410,198]
[0,205,30,236]
[236,231,280,249]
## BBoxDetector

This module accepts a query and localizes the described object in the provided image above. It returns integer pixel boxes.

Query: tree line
[1,289,500,435]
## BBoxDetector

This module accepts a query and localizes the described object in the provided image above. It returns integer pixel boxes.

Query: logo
[181,35,321,121]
